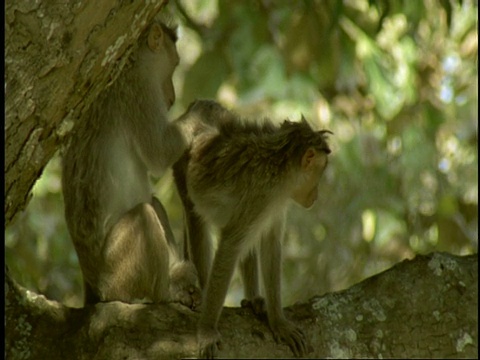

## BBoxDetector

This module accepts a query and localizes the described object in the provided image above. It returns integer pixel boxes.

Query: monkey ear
[147,23,164,53]
[301,147,317,171]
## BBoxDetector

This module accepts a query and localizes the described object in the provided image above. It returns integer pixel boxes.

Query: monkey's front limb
[260,226,309,357]
[197,325,222,359]
[197,235,239,358]
[268,317,308,357]
[172,155,213,290]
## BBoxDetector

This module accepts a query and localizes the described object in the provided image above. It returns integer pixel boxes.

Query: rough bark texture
[5,252,477,359]
[5,0,167,226]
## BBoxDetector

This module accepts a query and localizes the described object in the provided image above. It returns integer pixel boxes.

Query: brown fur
[173,100,332,357]
[62,18,200,308]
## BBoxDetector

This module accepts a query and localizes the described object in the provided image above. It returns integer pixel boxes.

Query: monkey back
[189,116,332,188]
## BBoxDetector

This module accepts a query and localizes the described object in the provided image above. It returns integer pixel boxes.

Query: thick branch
[5,252,477,359]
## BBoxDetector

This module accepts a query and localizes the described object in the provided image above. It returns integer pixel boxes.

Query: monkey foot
[198,326,221,359]
[171,285,202,311]
[169,261,202,311]
[240,296,266,316]
[270,319,309,358]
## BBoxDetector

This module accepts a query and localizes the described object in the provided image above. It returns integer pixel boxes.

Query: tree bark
[5,252,477,359]
[5,0,167,226]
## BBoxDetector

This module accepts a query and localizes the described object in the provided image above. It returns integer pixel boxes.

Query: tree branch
[6,252,477,359]
[173,0,209,37]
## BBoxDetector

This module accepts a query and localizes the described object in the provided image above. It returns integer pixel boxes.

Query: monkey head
[141,21,179,109]
[291,147,329,208]
[290,117,332,209]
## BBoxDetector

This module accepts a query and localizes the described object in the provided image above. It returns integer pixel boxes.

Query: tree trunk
[5,252,477,359]
[5,0,167,226]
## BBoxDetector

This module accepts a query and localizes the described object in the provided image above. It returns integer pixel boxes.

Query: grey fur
[173,100,331,357]
[62,19,200,308]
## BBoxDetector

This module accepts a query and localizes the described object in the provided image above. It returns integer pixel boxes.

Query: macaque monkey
[62,17,200,309]
[173,100,332,357]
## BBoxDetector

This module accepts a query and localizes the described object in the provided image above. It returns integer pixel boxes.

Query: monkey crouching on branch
[173,100,332,358]
[62,16,200,309]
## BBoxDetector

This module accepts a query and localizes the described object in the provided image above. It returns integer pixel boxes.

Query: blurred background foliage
[6,0,477,308]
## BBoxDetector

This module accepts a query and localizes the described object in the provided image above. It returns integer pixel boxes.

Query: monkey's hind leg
[97,203,171,303]
[240,250,267,316]
[151,196,202,310]
[151,196,176,248]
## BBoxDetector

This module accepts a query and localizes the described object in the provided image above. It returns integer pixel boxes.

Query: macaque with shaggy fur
[173,100,332,357]
[62,17,200,309]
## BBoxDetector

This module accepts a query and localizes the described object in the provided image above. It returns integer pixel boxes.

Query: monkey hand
[241,296,266,316]
[197,325,221,359]
[169,261,202,310]
[186,99,226,118]
[270,318,309,358]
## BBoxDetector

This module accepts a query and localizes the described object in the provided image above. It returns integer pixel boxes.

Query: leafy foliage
[6,0,477,307]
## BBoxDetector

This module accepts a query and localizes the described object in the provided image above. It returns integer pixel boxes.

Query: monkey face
[163,77,176,109]
[146,23,180,109]
[291,148,329,208]
[160,36,179,109]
